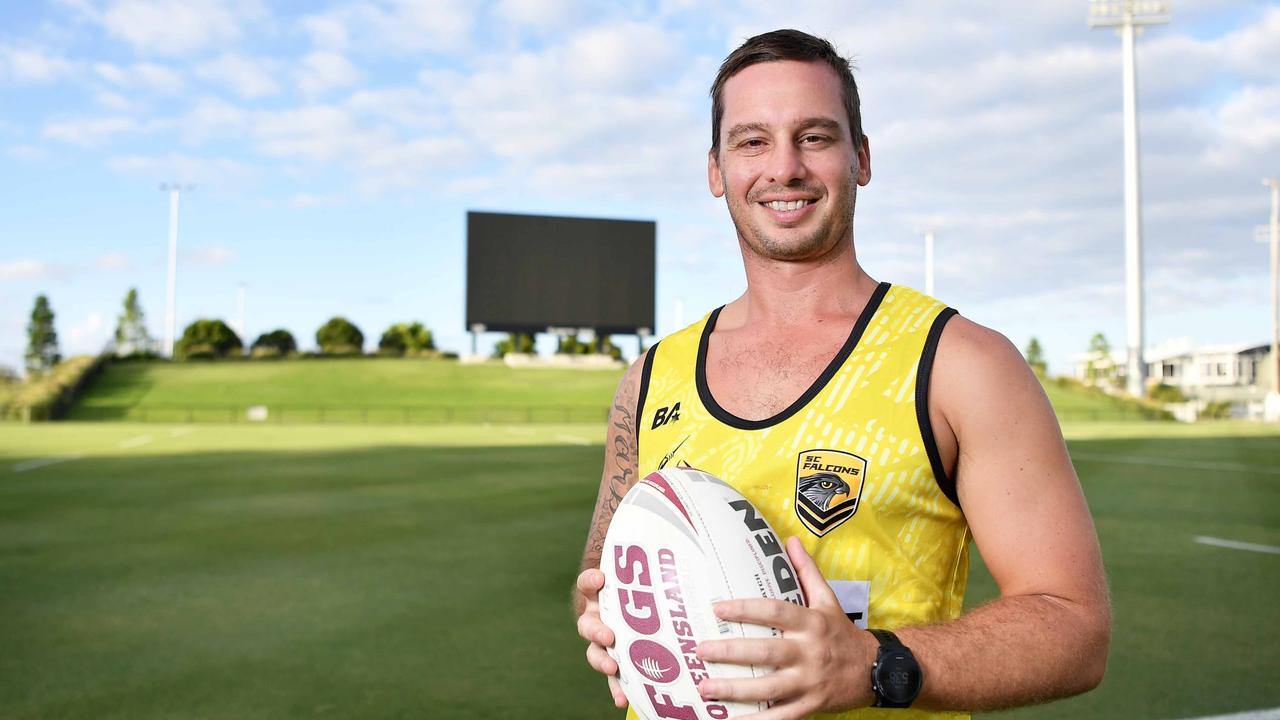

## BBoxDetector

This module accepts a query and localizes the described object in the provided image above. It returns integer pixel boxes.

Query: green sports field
[2,419,1277,719]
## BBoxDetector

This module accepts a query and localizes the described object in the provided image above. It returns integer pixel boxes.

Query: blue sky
[2,0,1278,376]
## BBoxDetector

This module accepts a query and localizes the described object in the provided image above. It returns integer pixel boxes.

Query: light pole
[1263,178,1279,404]
[235,282,248,352]
[1090,0,1169,397]
[160,183,192,358]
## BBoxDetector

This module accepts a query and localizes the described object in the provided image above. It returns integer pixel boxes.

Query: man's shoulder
[932,314,1049,429]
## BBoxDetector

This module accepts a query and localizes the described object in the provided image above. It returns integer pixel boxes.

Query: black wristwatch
[869,629,923,708]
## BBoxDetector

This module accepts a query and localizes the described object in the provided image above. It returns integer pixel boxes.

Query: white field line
[118,434,154,449]
[11,454,83,473]
[1070,452,1280,476]
[1193,536,1280,556]
[1174,706,1280,719]
[555,434,591,446]
[169,427,197,438]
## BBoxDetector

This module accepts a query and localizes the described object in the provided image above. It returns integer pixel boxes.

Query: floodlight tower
[160,183,193,357]
[1090,0,1169,397]
[1264,178,1279,398]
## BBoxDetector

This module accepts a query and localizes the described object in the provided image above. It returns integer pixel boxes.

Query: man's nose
[765,142,807,185]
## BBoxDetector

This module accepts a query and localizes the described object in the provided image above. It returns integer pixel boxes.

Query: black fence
[71,404,611,425]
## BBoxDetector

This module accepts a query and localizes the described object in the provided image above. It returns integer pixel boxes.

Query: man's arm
[572,352,647,709]
[894,317,1111,709]
[696,318,1110,716]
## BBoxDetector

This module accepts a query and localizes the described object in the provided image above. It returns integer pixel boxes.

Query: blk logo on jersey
[794,449,868,536]
[651,402,681,430]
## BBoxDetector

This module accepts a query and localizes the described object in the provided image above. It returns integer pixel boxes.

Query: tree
[175,319,243,359]
[251,329,297,357]
[1023,337,1047,376]
[113,288,153,356]
[1085,332,1112,386]
[493,332,535,358]
[317,317,364,355]
[25,294,60,375]
[556,335,591,355]
[378,321,435,356]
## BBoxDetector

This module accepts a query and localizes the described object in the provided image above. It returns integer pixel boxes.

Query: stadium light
[235,282,248,351]
[160,183,193,358]
[1263,178,1279,403]
[1090,0,1168,398]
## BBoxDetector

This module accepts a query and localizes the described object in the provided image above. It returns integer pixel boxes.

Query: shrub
[1148,383,1188,404]
[4,355,104,421]
[252,329,297,356]
[317,317,364,355]
[175,319,242,360]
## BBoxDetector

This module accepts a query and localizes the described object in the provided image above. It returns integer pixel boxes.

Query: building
[1071,338,1277,420]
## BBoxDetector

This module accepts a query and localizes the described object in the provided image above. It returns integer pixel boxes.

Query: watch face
[877,650,922,703]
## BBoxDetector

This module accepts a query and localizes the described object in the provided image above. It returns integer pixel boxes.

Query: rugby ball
[599,468,806,720]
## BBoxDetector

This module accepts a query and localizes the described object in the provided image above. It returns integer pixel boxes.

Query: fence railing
[71,404,611,425]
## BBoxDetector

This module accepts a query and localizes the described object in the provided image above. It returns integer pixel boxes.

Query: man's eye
[801,135,830,145]
[741,138,766,148]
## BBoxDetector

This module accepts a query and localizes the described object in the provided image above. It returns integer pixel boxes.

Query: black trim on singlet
[634,342,658,458]
[695,281,891,431]
[915,307,960,508]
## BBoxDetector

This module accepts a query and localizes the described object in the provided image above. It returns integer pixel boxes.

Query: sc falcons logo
[794,449,868,537]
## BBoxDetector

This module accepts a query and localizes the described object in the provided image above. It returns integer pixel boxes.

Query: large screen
[466,211,656,335]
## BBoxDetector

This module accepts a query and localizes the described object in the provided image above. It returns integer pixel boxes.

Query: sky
[1,0,1278,377]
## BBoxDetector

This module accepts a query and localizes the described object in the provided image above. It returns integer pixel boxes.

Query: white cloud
[344,88,446,129]
[107,153,253,186]
[182,246,237,266]
[0,259,57,281]
[67,311,107,346]
[296,52,361,97]
[0,45,75,83]
[299,1,476,55]
[1222,6,1280,79]
[42,116,138,146]
[93,61,184,94]
[493,0,585,30]
[98,0,264,56]
[195,54,279,99]
[95,252,130,270]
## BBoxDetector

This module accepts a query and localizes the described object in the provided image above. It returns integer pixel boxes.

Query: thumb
[785,536,838,609]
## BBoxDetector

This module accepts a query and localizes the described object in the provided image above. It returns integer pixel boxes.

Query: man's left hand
[695,536,877,719]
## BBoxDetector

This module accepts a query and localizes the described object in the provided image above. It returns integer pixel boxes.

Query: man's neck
[722,234,878,330]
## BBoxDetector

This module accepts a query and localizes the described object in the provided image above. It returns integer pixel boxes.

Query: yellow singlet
[628,282,969,720]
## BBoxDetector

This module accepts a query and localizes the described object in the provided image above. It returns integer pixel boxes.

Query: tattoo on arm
[582,381,638,571]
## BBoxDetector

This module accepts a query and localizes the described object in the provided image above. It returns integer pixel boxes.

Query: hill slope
[70,358,1166,424]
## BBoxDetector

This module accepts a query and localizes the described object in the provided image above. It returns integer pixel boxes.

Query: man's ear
[708,148,725,198]
[855,135,872,187]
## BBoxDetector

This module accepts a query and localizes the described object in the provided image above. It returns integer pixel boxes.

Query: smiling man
[574,29,1110,719]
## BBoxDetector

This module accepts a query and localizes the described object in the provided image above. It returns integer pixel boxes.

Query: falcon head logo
[794,449,868,537]
[798,472,851,511]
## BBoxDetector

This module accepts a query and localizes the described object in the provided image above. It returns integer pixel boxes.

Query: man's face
[708,60,871,262]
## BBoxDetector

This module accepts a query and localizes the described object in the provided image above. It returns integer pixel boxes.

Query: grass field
[66,359,1163,424]
[2,419,1277,719]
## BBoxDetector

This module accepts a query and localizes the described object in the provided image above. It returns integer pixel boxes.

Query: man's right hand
[575,567,628,708]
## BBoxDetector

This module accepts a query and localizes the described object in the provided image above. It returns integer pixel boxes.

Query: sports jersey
[627,282,969,720]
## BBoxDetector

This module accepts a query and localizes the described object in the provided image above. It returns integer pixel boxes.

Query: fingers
[576,568,605,597]
[784,536,839,608]
[698,671,798,706]
[698,637,796,667]
[607,675,629,709]
[576,611,616,647]
[713,597,809,630]
[586,640,619,676]
[712,696,817,720]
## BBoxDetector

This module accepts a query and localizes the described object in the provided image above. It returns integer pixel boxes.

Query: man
[574,29,1110,719]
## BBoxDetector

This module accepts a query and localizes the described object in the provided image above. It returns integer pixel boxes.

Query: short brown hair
[709,29,863,154]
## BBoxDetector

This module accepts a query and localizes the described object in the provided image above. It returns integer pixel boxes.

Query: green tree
[493,332,535,358]
[25,294,60,375]
[175,319,243,359]
[1023,337,1047,376]
[251,329,297,357]
[317,317,364,355]
[1085,332,1112,385]
[556,335,591,355]
[113,287,153,356]
[378,321,435,356]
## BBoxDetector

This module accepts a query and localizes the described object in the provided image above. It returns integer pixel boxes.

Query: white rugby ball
[599,468,807,720]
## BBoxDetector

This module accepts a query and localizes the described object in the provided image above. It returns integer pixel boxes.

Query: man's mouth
[762,199,814,211]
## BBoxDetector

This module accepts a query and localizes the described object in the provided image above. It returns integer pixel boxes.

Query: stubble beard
[725,173,858,263]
